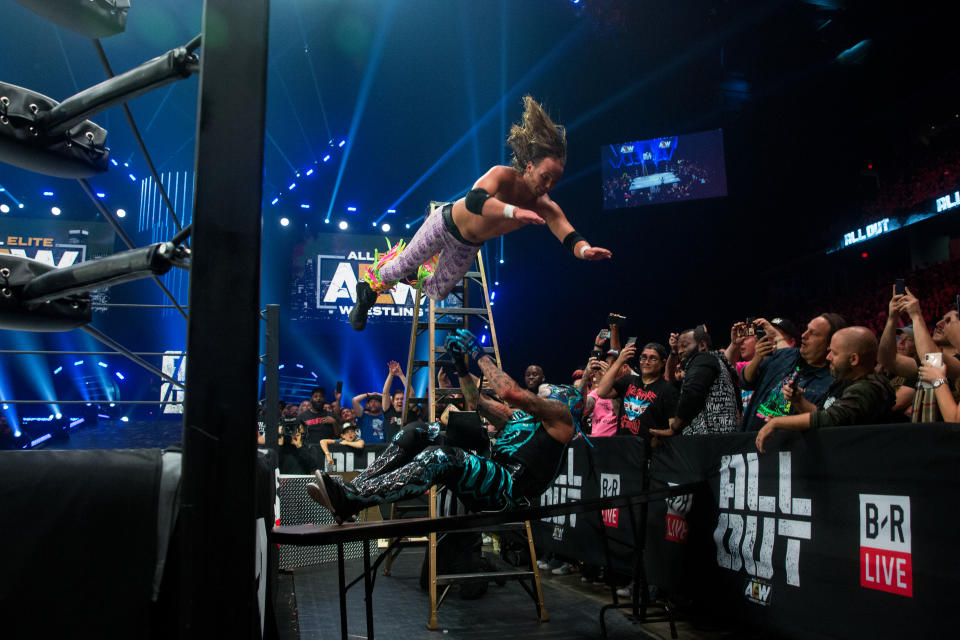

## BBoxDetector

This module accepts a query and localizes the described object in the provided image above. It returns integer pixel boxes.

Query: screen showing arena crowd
[601,128,727,210]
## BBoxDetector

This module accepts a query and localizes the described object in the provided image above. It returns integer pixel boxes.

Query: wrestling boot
[349,280,378,331]
[307,471,360,524]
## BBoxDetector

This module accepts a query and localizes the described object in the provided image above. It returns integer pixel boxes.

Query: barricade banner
[534,424,960,638]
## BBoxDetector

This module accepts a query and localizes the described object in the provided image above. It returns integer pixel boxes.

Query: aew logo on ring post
[859,494,912,597]
[713,451,812,606]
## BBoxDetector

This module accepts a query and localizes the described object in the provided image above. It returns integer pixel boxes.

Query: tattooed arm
[476,355,574,443]
[457,357,480,412]
[477,393,512,431]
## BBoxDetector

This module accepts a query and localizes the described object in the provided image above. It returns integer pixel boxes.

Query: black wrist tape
[562,231,587,254]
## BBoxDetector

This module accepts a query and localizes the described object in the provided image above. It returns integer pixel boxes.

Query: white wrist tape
[579,244,589,258]
[503,204,515,219]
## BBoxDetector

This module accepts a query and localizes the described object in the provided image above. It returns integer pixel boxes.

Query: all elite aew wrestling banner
[0,219,115,265]
[290,232,426,325]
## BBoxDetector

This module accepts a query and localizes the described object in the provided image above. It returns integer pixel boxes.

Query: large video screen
[290,232,426,326]
[601,128,727,210]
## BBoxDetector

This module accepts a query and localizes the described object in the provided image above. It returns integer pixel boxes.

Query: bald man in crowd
[756,327,895,453]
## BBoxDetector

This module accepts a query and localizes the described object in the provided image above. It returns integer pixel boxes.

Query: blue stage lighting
[499,259,504,264]
[42,191,54,196]
[53,367,62,375]
[296,364,304,369]
[96,192,106,198]
[405,223,410,229]
[387,209,396,214]
[121,416,129,423]
[338,140,346,148]
[324,219,330,224]
[278,364,285,370]
[109,403,116,407]
[371,221,377,227]
[116,209,126,218]
[306,169,314,176]
[115,372,125,380]
[55,413,62,419]
[300,203,310,209]
[280,217,290,227]
[17,204,23,209]
[491,291,496,300]
[51,207,61,216]
[0,205,8,213]
[481,334,487,344]
[323,155,331,162]
[98,361,108,368]
[110,159,118,166]
[338,220,348,230]
[494,281,499,285]
[347,206,357,212]
[124,162,129,167]
[288,182,296,190]
[296,172,300,178]
[310,371,318,378]
[271,197,279,205]
[2,404,7,410]
[381,223,391,232]
[74,360,84,366]
[128,173,136,181]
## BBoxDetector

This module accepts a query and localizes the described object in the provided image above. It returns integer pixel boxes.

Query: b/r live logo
[859,494,912,597]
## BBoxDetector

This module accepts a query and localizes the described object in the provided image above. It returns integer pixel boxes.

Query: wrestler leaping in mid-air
[306,329,583,523]
[349,95,612,330]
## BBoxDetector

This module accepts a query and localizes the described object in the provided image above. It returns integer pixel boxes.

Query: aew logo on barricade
[541,449,582,528]
[714,452,811,601]
[665,483,693,543]
[859,494,912,597]
[317,251,426,321]
[743,577,772,606]
[600,473,620,528]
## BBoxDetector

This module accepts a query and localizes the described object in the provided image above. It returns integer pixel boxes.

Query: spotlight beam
[293,0,333,141]
[275,67,319,163]
[324,0,399,223]
[383,22,589,218]
[266,129,299,175]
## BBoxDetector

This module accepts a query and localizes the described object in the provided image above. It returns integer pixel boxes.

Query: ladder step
[434,307,489,316]
[462,271,482,278]
[436,570,533,584]
[438,522,526,534]
[407,396,461,404]
[434,322,464,331]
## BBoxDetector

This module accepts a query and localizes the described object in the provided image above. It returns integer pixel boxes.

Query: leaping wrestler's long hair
[506,95,567,172]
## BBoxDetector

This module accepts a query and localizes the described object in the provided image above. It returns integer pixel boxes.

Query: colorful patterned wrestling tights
[344,421,517,512]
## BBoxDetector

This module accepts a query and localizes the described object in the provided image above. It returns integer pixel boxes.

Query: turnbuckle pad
[0,82,109,178]
[0,254,92,332]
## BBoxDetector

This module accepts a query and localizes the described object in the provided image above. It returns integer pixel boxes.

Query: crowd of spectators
[259,362,424,474]
[540,269,960,451]
[603,159,713,208]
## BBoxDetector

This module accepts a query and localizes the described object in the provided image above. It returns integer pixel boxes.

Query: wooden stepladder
[389,202,548,630]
